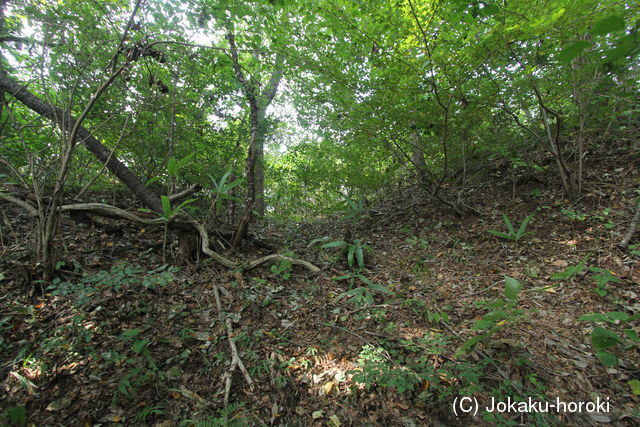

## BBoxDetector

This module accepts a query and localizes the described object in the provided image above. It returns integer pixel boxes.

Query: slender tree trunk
[253,107,267,217]
[570,34,594,195]
[410,125,427,185]
[225,27,282,246]
[232,106,260,248]
[168,70,178,194]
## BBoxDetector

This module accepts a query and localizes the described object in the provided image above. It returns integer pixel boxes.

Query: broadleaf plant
[488,214,534,243]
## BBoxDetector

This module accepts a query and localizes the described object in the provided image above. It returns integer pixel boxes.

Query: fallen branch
[619,197,640,250]
[213,283,253,407]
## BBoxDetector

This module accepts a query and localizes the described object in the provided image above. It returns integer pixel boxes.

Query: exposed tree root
[1,195,321,273]
[0,193,38,216]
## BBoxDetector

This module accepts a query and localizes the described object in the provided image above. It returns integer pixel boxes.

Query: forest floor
[1,142,639,426]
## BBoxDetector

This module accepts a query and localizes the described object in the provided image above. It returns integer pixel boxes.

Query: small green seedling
[579,311,640,368]
[458,276,527,355]
[488,214,534,243]
[321,239,367,269]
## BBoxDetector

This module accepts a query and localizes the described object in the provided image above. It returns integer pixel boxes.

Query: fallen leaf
[46,397,72,411]
[323,381,334,395]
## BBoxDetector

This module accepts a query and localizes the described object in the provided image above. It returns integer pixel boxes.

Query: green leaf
[487,230,514,240]
[176,153,194,169]
[132,340,148,353]
[220,178,240,192]
[357,274,373,285]
[590,15,625,36]
[121,329,141,337]
[516,214,533,239]
[175,198,196,212]
[473,319,495,330]
[321,240,347,249]
[364,289,374,305]
[606,312,629,322]
[606,33,638,60]
[551,262,585,280]
[557,40,591,64]
[624,329,639,343]
[628,379,640,395]
[145,176,161,185]
[367,281,392,294]
[355,245,364,268]
[458,334,485,354]
[161,195,172,219]
[578,313,614,323]
[502,214,515,235]
[345,287,364,297]
[591,327,621,351]
[10,371,37,394]
[3,405,26,426]
[595,350,617,367]
[483,310,509,323]
[504,276,523,301]
[347,245,355,267]
[167,157,178,175]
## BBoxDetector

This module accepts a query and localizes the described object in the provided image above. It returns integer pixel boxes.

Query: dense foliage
[1,0,638,222]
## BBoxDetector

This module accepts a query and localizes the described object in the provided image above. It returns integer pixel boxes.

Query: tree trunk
[225,27,283,245]
[0,73,163,213]
[410,127,427,185]
[232,105,259,248]
[254,108,266,217]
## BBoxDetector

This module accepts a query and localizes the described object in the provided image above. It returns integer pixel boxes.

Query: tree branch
[259,52,284,108]
[0,36,62,47]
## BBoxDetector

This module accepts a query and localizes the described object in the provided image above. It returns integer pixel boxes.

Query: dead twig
[464,280,502,297]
